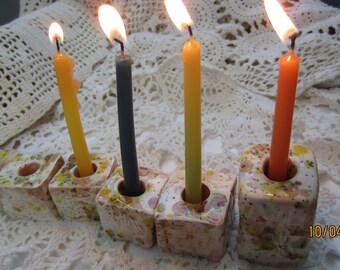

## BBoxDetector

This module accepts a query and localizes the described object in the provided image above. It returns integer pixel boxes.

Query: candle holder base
[238,144,319,265]
[96,166,168,248]
[0,152,64,220]
[49,153,117,221]
[155,167,237,261]
[0,149,13,213]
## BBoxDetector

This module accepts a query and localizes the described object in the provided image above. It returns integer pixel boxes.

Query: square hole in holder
[49,153,117,221]
[238,144,319,265]
[96,166,168,248]
[0,152,64,220]
[155,167,237,261]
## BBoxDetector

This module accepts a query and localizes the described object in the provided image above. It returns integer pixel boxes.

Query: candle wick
[114,38,125,57]
[56,38,60,52]
[187,25,193,37]
[289,32,298,51]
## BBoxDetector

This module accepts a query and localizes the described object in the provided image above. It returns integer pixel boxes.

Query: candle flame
[49,22,64,43]
[165,0,192,32]
[98,4,126,42]
[264,0,298,41]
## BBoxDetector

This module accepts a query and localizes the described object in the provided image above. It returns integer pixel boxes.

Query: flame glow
[264,0,298,41]
[49,22,64,43]
[98,4,126,42]
[165,0,192,32]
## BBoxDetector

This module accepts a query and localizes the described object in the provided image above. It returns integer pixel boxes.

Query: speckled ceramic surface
[0,149,14,168]
[0,149,14,212]
[238,144,319,265]
[96,166,168,248]
[49,153,117,221]
[155,167,237,261]
[0,152,64,220]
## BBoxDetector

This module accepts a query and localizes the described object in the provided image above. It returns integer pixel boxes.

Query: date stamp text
[309,225,340,238]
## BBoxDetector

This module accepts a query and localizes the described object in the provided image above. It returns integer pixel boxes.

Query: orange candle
[264,0,300,182]
[268,50,300,181]
[49,22,93,177]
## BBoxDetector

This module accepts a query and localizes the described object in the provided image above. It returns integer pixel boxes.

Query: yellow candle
[182,36,202,203]
[49,23,93,177]
[165,0,202,203]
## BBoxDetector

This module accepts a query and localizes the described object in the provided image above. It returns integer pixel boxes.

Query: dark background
[0,0,339,26]
[0,0,20,26]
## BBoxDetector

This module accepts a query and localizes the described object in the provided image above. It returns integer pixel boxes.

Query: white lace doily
[1,0,340,269]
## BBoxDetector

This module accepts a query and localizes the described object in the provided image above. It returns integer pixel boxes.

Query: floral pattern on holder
[96,166,168,248]
[0,152,64,220]
[155,167,237,261]
[238,144,319,265]
[48,153,117,221]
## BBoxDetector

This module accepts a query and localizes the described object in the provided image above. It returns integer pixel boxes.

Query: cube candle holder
[0,152,64,220]
[96,166,168,248]
[238,144,319,265]
[0,149,12,212]
[155,167,237,261]
[49,153,117,221]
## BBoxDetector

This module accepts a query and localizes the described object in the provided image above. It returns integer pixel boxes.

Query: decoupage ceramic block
[0,149,13,168]
[49,153,117,221]
[155,167,237,261]
[0,152,64,220]
[0,149,12,212]
[96,166,168,248]
[238,144,319,265]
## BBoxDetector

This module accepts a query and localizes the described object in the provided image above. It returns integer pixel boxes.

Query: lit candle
[98,5,141,196]
[264,0,300,182]
[165,0,202,203]
[49,22,93,177]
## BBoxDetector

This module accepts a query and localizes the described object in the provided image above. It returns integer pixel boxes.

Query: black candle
[115,54,141,196]
[98,4,141,196]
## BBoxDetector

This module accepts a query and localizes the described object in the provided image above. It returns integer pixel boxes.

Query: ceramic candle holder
[0,152,64,220]
[155,167,237,261]
[238,144,319,265]
[96,166,168,248]
[49,153,117,221]
[0,149,12,212]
